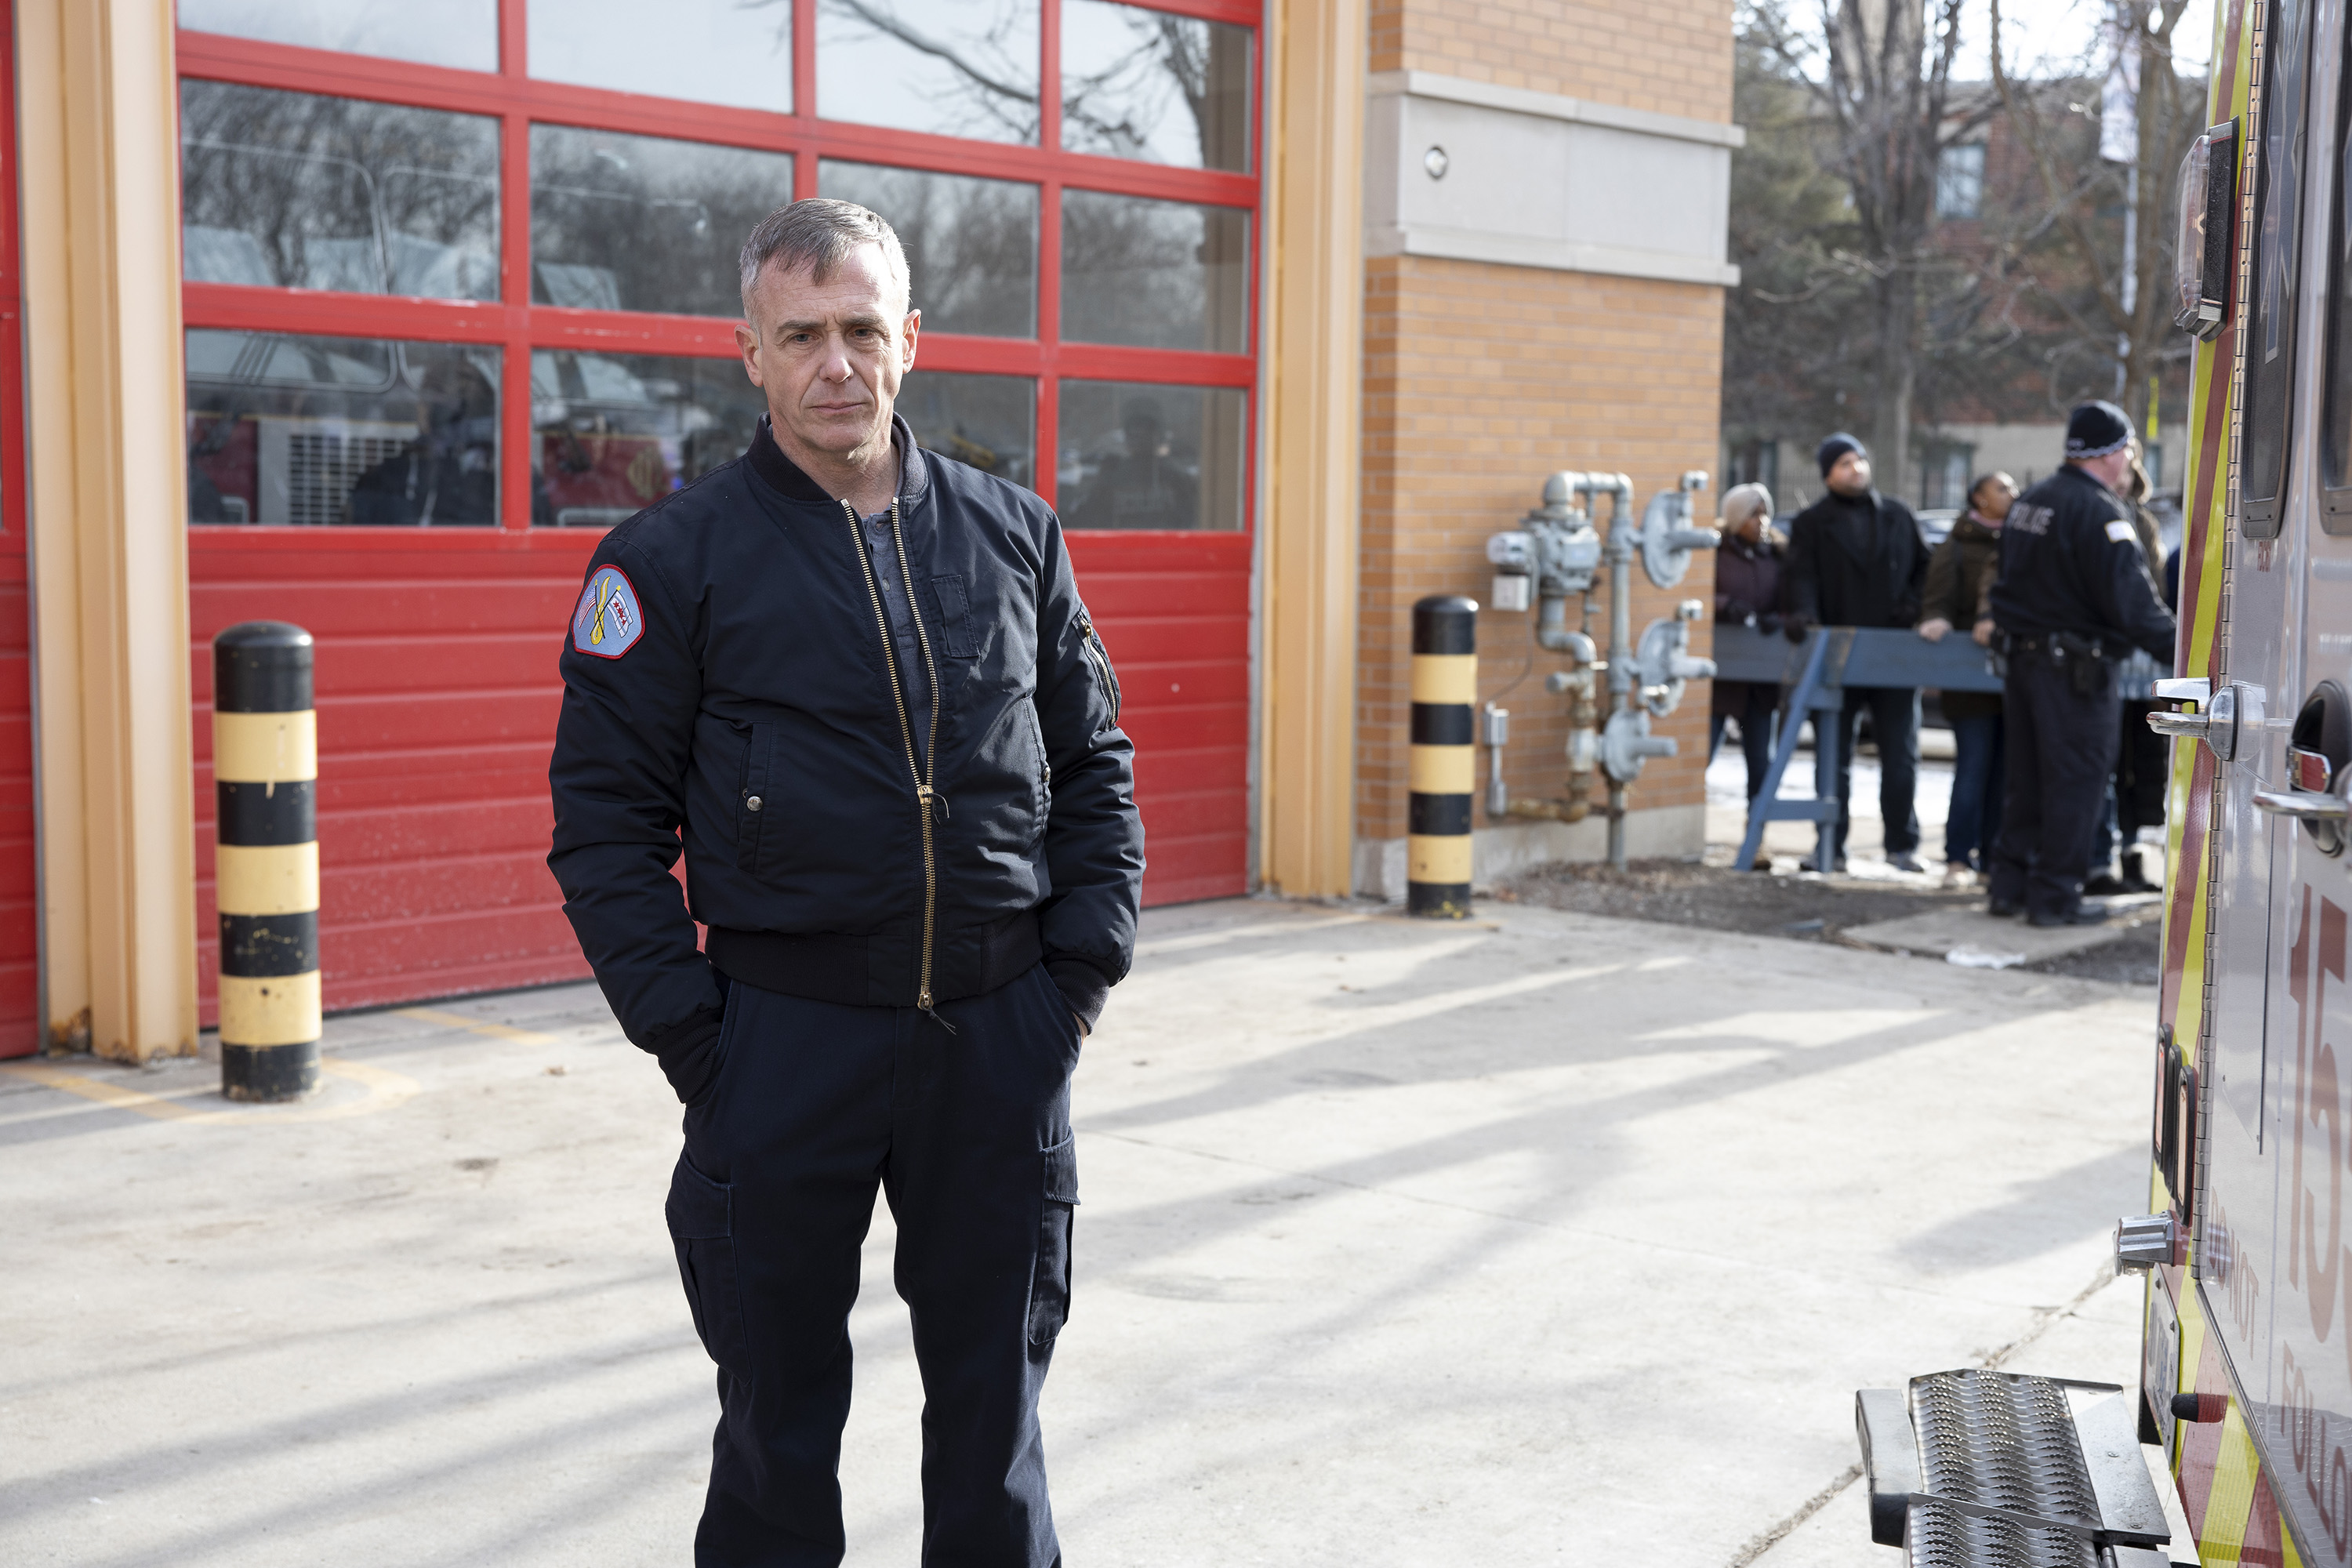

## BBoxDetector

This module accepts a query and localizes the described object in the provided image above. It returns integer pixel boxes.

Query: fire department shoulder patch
[572,565,644,659]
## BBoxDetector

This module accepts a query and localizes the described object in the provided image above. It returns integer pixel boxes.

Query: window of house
[1934,143,1984,220]
[176,0,1261,532]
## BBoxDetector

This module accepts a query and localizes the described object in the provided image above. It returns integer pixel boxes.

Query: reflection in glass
[532,353,769,527]
[818,163,1037,337]
[179,0,497,71]
[1062,191,1248,352]
[532,127,795,318]
[2241,0,2315,530]
[1057,381,1243,531]
[817,0,1040,145]
[528,0,792,113]
[181,82,500,301]
[1062,0,1252,171]
[900,373,1036,490]
[185,332,500,527]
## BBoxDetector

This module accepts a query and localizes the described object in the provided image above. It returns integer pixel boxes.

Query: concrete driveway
[1,898,2167,1565]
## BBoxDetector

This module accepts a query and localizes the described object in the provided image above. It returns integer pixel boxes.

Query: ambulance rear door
[2253,2,2352,1551]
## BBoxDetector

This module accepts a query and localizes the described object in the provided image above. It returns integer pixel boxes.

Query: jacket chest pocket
[927,573,975,659]
[735,722,775,872]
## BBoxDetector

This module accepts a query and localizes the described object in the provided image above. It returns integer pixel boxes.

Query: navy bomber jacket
[547,413,1145,1096]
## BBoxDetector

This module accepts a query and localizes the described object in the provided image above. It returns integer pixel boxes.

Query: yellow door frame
[1259,0,1366,900]
[18,0,200,1061]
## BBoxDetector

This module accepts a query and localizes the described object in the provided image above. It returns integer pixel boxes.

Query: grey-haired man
[548,198,1145,1566]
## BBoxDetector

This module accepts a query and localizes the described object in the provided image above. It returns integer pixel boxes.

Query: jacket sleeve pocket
[735,723,772,873]
[1027,1133,1080,1345]
[666,1152,752,1374]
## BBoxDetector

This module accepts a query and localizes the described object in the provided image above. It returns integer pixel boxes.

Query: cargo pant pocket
[1027,1134,1080,1345]
[666,1152,751,1374]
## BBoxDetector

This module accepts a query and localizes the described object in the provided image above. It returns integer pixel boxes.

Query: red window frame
[174,0,1264,532]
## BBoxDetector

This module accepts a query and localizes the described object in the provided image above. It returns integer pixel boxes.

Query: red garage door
[177,0,1256,1019]
[0,0,34,1058]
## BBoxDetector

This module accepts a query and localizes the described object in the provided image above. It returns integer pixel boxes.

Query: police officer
[1985,400,2176,926]
[547,200,1145,1566]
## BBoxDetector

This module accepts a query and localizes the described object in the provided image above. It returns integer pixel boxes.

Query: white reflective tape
[2105,519,2137,544]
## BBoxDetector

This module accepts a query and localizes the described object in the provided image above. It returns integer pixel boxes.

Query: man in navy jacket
[548,199,1144,1567]
[1781,433,1931,872]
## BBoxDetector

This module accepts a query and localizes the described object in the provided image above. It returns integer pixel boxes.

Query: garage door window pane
[818,0,1040,145]
[187,332,500,528]
[179,0,497,72]
[1057,381,1243,531]
[532,353,771,528]
[182,82,500,301]
[818,162,1038,338]
[532,128,796,318]
[1062,0,1252,172]
[1062,191,1247,352]
[528,0,793,113]
[900,372,1036,491]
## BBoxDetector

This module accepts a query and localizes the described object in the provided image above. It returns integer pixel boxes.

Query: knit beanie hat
[2064,400,2133,460]
[1721,482,1773,532]
[1817,432,1866,478]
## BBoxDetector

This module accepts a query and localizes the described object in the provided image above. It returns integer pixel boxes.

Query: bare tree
[1748,0,1994,497]
[1988,0,2204,436]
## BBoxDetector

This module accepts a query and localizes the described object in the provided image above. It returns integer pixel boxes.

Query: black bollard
[213,622,321,1101]
[1407,596,1479,917]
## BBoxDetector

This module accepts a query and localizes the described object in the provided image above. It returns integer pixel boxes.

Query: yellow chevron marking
[2202,1402,2261,1564]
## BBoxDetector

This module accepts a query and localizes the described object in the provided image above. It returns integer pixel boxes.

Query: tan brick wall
[1357,254,1727,847]
[1369,0,1733,122]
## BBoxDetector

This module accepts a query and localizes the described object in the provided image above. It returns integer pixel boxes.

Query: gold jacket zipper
[1076,613,1120,721]
[841,497,949,1019]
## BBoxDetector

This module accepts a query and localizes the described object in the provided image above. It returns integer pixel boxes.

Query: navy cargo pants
[667,963,1080,1568]
[1989,648,2122,921]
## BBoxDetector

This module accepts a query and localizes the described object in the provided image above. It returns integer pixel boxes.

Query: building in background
[2,0,1731,1061]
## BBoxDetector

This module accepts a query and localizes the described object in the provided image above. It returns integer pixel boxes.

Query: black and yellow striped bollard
[214,622,322,1102]
[1408,595,1478,918]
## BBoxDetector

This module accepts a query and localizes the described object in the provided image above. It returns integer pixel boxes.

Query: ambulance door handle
[2147,681,2237,761]
[2252,789,2350,821]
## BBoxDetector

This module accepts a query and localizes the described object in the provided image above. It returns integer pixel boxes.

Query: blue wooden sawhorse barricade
[1710,623,2158,873]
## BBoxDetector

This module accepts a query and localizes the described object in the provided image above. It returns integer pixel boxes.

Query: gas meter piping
[1586,473,1639,869]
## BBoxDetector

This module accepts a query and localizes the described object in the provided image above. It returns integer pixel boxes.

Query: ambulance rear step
[1854,1369,2175,1566]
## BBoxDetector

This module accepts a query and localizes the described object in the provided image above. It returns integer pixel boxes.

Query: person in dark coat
[1985,401,2177,925]
[1781,432,1932,872]
[1710,481,1782,800]
[1918,471,2016,887]
[547,200,1143,1564]
[2086,452,2172,894]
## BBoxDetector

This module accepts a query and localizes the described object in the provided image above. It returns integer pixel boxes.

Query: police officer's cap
[2064,400,2133,460]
